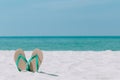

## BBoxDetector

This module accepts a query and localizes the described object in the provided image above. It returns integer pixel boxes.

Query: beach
[0,0,119,79]
[1,50,120,80]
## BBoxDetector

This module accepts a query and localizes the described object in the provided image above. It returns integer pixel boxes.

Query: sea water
[0,36,120,51]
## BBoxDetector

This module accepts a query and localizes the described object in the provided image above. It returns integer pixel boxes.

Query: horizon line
[0,36,120,38]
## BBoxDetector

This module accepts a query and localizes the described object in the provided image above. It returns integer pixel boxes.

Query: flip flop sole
[14,49,27,71]
[29,48,43,72]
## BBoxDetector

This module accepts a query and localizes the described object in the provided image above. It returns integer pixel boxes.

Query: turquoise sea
[0,36,120,51]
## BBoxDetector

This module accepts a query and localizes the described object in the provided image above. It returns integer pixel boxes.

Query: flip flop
[29,48,43,72]
[14,49,30,71]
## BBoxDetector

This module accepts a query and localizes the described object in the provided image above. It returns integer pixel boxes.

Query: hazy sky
[0,0,120,36]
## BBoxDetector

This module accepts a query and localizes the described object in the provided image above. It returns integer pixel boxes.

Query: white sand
[1,50,120,80]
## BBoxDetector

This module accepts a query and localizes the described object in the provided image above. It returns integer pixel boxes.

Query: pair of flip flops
[14,49,43,72]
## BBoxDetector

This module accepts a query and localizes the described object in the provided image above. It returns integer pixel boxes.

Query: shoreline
[0,49,120,52]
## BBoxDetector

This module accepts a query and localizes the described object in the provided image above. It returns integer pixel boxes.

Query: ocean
[0,36,120,51]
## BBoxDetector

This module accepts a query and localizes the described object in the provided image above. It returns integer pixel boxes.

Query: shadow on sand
[38,71,59,77]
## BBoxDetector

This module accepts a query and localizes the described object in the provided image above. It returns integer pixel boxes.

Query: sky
[0,0,120,36]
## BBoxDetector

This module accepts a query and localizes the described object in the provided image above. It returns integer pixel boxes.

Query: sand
[0,50,120,80]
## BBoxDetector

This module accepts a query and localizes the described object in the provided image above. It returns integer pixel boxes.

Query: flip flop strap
[16,54,29,71]
[29,54,39,71]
